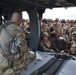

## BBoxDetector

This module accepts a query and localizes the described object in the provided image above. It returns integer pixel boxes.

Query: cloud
[43,7,76,20]
[22,7,76,20]
[22,12,29,19]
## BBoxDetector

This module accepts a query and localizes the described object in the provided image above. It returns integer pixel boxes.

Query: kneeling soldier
[0,12,36,75]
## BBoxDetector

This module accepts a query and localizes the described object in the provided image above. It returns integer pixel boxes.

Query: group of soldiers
[40,18,76,54]
[21,18,76,55]
[0,12,76,75]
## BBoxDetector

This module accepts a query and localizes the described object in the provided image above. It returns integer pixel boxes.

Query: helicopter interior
[0,0,76,75]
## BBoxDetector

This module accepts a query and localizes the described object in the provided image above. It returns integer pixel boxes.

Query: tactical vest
[0,22,36,74]
[0,22,21,67]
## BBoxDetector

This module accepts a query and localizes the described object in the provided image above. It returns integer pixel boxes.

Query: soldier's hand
[61,50,67,55]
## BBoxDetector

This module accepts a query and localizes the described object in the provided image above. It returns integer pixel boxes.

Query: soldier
[47,19,53,27]
[41,19,49,34]
[0,12,36,75]
[70,32,76,55]
[39,32,58,52]
[53,19,60,36]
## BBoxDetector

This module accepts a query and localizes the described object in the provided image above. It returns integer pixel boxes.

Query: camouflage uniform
[53,24,59,36]
[41,26,49,34]
[0,22,36,75]
[69,25,76,40]
[70,32,76,55]
[70,41,76,55]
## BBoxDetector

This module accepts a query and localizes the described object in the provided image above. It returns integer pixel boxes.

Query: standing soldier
[47,19,53,27]
[53,19,60,36]
[0,12,36,75]
[41,19,49,34]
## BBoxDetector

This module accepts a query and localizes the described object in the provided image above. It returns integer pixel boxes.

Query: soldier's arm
[40,42,53,52]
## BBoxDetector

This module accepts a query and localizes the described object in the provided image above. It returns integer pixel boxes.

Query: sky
[22,7,76,20]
